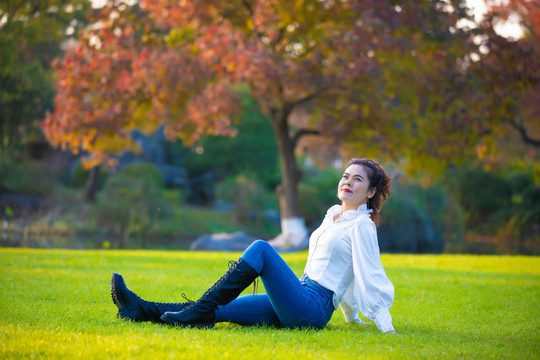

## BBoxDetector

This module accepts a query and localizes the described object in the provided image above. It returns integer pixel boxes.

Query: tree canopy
[0,0,91,150]
[42,0,486,167]
[42,0,537,236]
[474,0,540,149]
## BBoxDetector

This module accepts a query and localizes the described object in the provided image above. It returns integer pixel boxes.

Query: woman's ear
[368,188,376,199]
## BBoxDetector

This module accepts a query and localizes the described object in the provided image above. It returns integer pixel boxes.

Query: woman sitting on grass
[111,158,397,334]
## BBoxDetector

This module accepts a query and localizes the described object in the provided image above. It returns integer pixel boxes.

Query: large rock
[190,231,258,251]
[116,126,189,188]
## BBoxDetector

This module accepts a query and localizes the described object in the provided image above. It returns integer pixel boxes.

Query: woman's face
[337,164,376,210]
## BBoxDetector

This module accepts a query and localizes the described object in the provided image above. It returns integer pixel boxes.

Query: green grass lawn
[0,249,538,359]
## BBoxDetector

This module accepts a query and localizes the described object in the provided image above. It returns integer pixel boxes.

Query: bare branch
[292,129,321,150]
[271,27,285,49]
[287,88,326,110]
[240,0,254,16]
[508,116,540,148]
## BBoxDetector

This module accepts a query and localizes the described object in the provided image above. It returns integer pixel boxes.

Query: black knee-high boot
[111,273,188,323]
[160,258,259,328]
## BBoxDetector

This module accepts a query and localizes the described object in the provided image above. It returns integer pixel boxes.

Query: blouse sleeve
[339,285,363,324]
[349,218,395,333]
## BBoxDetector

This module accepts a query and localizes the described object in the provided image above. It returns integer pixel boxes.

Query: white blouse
[303,203,395,333]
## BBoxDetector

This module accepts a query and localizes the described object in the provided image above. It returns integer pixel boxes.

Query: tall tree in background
[42,0,480,247]
[0,0,91,150]
[474,0,540,151]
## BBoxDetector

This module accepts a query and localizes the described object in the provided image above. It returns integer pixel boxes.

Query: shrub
[494,185,540,253]
[0,153,53,195]
[215,175,278,223]
[69,161,108,189]
[444,168,512,227]
[94,162,169,247]
[441,166,540,254]
[298,166,342,227]
[507,171,534,196]
[379,182,465,253]
[378,191,427,253]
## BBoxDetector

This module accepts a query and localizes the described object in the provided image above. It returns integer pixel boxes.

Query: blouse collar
[332,203,373,222]
[356,203,372,213]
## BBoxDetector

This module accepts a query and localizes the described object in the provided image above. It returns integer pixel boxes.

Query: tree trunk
[268,109,309,250]
[83,165,101,203]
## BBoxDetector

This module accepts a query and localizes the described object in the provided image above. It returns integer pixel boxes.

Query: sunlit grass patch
[0,249,538,359]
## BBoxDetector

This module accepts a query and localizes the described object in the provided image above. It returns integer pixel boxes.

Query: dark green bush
[442,166,539,254]
[444,168,512,227]
[495,185,540,249]
[69,162,108,189]
[215,175,278,223]
[298,166,342,227]
[94,162,169,247]
[378,192,427,253]
[0,153,53,195]
[379,182,465,253]
[507,171,534,196]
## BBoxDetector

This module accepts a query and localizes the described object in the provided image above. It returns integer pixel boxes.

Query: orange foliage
[41,1,243,167]
[42,0,520,173]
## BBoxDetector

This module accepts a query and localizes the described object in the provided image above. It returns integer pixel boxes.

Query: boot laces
[198,260,239,301]
[229,260,259,296]
[186,259,259,308]
[229,261,258,295]
[181,293,195,304]
[155,295,193,307]
[177,261,240,314]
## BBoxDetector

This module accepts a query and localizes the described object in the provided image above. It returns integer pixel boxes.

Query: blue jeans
[214,240,335,329]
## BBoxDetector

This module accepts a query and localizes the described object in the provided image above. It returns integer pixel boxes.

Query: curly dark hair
[345,158,392,227]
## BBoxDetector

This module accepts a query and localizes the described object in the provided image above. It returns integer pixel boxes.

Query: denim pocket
[297,286,333,327]
[298,302,333,330]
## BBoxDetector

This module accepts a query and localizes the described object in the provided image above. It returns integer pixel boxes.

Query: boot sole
[111,273,132,320]
[160,314,215,329]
